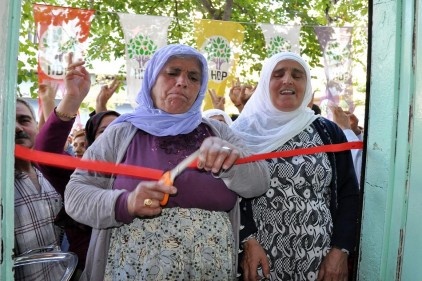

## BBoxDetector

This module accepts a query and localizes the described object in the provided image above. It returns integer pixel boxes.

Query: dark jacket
[239,116,360,253]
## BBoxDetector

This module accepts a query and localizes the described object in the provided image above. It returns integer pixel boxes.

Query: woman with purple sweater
[35,54,120,280]
[65,44,269,281]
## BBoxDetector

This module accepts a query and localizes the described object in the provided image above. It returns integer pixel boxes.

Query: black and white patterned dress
[252,124,333,281]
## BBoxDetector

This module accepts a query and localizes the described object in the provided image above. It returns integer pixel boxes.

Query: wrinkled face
[15,102,38,149]
[73,135,86,158]
[151,57,202,114]
[269,59,307,112]
[95,115,117,140]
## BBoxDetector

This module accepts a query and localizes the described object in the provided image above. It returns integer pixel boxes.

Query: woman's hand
[241,238,270,281]
[127,181,177,217]
[38,81,59,127]
[55,52,91,120]
[197,137,240,174]
[96,77,120,113]
[63,52,91,103]
[38,81,59,106]
[317,247,349,281]
[229,78,255,113]
[208,88,225,111]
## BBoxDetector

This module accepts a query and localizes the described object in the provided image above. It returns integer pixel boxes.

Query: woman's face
[94,115,117,140]
[210,114,227,124]
[151,57,202,114]
[269,59,307,112]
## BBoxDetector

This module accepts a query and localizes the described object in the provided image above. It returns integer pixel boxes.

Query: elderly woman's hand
[317,248,349,281]
[127,181,177,217]
[197,137,240,174]
[241,238,270,281]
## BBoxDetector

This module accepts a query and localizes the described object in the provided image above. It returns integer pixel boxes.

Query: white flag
[259,24,300,56]
[118,13,172,106]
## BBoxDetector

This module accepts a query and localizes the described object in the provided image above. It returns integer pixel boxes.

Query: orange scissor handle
[160,171,173,206]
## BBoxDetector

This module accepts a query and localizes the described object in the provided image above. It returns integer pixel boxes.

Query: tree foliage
[18,0,368,97]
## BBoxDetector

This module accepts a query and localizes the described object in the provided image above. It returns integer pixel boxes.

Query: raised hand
[38,81,59,119]
[38,81,59,104]
[38,81,59,129]
[55,52,91,120]
[344,111,362,136]
[208,88,225,111]
[229,78,255,113]
[240,84,255,105]
[64,52,91,102]
[329,104,351,130]
[96,77,120,113]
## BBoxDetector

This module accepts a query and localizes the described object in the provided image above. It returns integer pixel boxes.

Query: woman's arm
[326,120,360,252]
[65,124,133,229]
[205,118,270,198]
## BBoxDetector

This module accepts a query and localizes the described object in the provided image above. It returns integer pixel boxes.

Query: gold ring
[144,198,153,207]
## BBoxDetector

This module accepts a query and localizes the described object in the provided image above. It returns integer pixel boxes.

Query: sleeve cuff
[115,191,135,224]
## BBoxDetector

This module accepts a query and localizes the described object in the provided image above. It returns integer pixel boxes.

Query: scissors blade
[168,150,200,182]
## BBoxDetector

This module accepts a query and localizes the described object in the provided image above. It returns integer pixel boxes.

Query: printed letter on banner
[194,20,245,111]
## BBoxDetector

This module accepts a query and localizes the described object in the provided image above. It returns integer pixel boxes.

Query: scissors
[159,149,200,206]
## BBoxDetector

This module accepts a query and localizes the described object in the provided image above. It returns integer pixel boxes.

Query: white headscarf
[202,109,233,125]
[231,52,317,153]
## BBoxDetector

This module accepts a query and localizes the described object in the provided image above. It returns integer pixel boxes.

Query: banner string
[14,141,363,181]
[32,3,367,29]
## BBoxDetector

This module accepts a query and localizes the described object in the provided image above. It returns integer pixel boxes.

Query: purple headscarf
[110,44,209,136]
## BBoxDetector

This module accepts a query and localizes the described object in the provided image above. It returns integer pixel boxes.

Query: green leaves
[17,0,368,95]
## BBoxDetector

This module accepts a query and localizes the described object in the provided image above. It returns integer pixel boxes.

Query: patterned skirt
[104,207,235,281]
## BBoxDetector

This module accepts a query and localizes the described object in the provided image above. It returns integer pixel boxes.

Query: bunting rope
[14,141,363,181]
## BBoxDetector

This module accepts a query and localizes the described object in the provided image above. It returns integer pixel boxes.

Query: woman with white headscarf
[231,52,359,281]
[202,108,233,125]
[65,44,269,281]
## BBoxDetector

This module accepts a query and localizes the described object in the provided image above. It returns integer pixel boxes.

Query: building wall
[358,0,422,280]
[0,1,21,280]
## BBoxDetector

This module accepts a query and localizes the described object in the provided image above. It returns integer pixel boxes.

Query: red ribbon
[14,141,363,181]
[14,145,163,180]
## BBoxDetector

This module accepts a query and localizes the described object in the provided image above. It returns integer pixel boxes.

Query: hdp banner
[194,20,245,111]
[259,24,300,57]
[118,13,172,107]
[33,4,95,98]
[314,26,354,117]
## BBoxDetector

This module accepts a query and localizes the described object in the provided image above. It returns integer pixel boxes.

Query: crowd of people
[14,44,363,281]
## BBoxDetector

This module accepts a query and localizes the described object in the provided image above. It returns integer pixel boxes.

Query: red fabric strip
[236,141,364,164]
[15,145,163,180]
[14,141,363,180]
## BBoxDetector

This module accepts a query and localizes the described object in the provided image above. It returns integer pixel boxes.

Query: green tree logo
[203,36,231,70]
[267,36,292,57]
[127,34,157,68]
[325,41,351,64]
